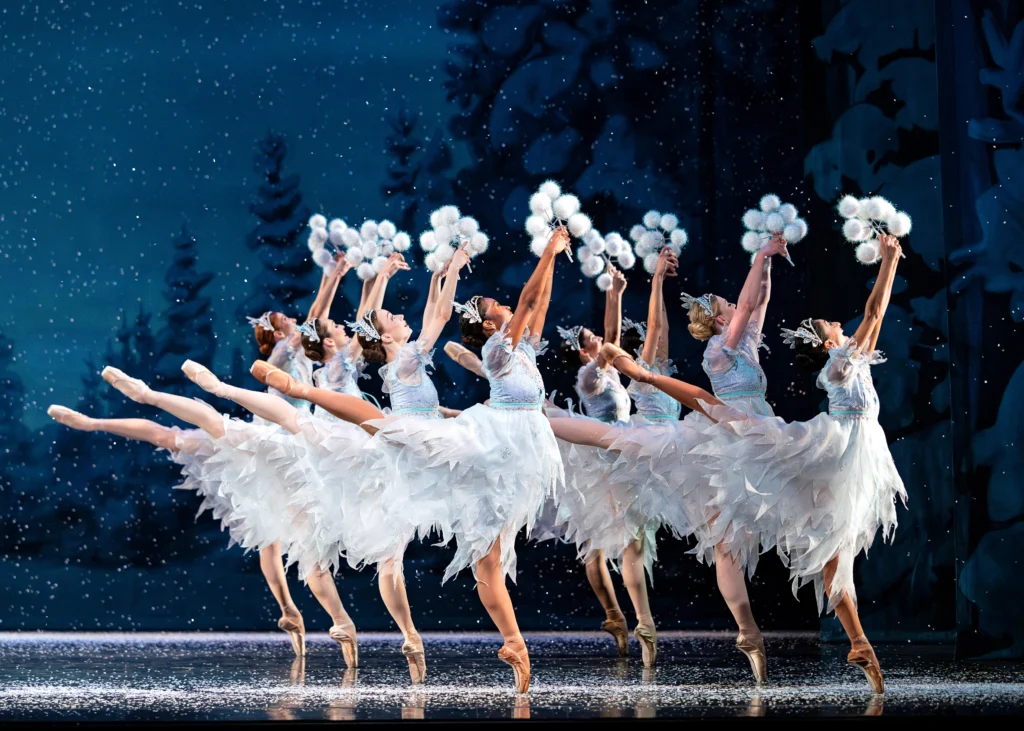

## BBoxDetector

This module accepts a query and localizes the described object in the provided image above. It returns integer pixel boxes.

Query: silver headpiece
[246,311,275,332]
[453,296,482,324]
[623,317,647,342]
[346,312,381,342]
[297,320,320,343]
[557,325,583,351]
[780,318,823,349]
[680,292,715,316]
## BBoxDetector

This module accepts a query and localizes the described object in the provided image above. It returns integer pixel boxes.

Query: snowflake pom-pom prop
[635,210,689,265]
[741,194,805,265]
[526,181,594,261]
[308,215,413,280]
[575,229,635,289]
[838,193,910,264]
[421,205,487,273]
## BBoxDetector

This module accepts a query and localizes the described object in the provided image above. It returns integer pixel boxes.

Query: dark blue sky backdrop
[1,1,455,427]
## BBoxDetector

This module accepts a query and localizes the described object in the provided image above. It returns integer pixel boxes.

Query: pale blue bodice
[312,350,365,423]
[703,320,768,402]
[379,341,441,418]
[628,356,682,420]
[819,340,883,419]
[482,326,546,409]
[576,361,631,423]
[268,338,313,411]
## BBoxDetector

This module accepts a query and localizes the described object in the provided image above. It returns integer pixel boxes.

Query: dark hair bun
[359,337,387,363]
[793,340,829,372]
[459,315,488,349]
[560,338,583,368]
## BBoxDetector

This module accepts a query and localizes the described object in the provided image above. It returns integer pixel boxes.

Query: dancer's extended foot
[600,617,629,658]
[848,636,884,694]
[497,636,531,694]
[47,405,95,431]
[600,344,655,384]
[402,632,426,685]
[634,624,658,668]
[250,360,310,399]
[101,366,152,403]
[329,621,359,669]
[182,360,226,397]
[736,631,767,685]
[278,608,306,658]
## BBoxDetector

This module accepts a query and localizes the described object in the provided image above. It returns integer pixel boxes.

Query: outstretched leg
[183,361,301,434]
[584,550,628,656]
[823,556,883,694]
[602,344,721,417]
[621,540,657,667]
[251,361,383,434]
[475,538,530,693]
[48,406,179,450]
[547,418,619,449]
[102,366,225,438]
[259,542,306,658]
[379,559,426,683]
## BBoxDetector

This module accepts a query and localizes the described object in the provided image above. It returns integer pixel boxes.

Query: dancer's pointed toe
[600,618,629,657]
[402,633,426,684]
[329,622,359,668]
[497,641,531,694]
[182,360,224,395]
[848,638,884,694]
[101,366,151,402]
[277,614,306,658]
[47,405,93,431]
[736,631,767,685]
[633,625,658,668]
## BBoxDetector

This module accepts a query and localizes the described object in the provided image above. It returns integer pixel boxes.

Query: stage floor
[0,632,1021,721]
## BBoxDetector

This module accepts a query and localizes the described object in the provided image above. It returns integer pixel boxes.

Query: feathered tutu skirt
[693,401,906,613]
[172,416,309,554]
[365,404,564,583]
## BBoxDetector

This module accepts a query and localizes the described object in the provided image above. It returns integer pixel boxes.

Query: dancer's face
[271,312,298,339]
[713,296,737,330]
[375,308,412,346]
[319,318,351,354]
[479,297,513,334]
[813,319,846,349]
[578,328,603,365]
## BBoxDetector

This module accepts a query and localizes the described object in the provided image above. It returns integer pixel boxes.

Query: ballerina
[47,256,360,660]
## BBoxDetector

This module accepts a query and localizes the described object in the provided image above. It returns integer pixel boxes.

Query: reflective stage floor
[1,632,1022,723]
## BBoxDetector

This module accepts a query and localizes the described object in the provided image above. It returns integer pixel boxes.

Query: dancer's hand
[654,248,678,279]
[449,245,472,273]
[547,226,570,256]
[879,233,901,261]
[332,253,353,278]
[382,252,411,279]
[608,262,628,293]
[763,235,788,260]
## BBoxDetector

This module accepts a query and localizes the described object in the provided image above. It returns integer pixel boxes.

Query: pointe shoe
[250,360,307,398]
[848,637,884,694]
[329,623,360,668]
[47,405,94,431]
[278,614,306,658]
[736,632,768,685]
[402,633,427,684]
[497,642,531,694]
[101,366,152,403]
[600,618,629,657]
[600,344,655,384]
[634,625,657,668]
[182,360,225,396]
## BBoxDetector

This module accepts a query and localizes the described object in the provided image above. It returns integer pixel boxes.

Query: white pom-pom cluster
[526,180,594,259]
[631,210,688,274]
[308,213,411,280]
[837,193,911,265]
[419,204,488,273]
[741,194,808,261]
[577,229,635,290]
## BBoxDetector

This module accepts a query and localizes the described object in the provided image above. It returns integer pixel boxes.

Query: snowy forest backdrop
[0,0,1020,659]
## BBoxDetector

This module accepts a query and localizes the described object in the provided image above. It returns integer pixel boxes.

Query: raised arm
[604,263,626,347]
[419,247,471,350]
[423,266,446,333]
[641,249,677,365]
[724,236,786,351]
[306,255,352,322]
[508,227,569,348]
[852,234,901,353]
[525,253,555,340]
[358,253,410,320]
[750,255,773,335]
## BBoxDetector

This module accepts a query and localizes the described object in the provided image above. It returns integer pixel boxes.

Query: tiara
[623,317,647,342]
[246,312,275,332]
[345,312,381,342]
[297,320,320,343]
[780,318,823,349]
[557,325,583,351]
[680,292,715,316]
[453,296,482,324]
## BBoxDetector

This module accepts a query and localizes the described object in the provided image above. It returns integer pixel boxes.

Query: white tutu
[173,415,309,555]
[366,403,563,583]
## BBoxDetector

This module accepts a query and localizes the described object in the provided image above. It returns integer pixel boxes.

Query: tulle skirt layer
[694,402,906,613]
[365,404,563,583]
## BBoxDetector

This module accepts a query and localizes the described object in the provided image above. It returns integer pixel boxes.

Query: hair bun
[258,341,274,356]
[687,322,713,341]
